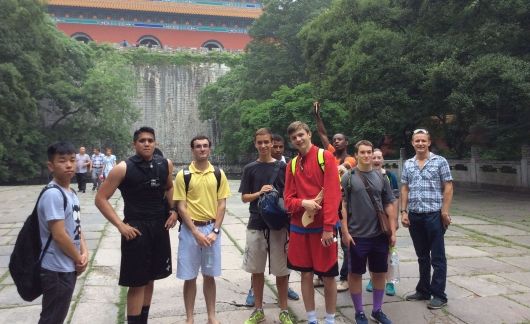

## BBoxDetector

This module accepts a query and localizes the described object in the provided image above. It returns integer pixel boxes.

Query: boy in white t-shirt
[38,142,88,323]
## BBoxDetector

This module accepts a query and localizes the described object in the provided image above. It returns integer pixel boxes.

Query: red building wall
[57,23,251,50]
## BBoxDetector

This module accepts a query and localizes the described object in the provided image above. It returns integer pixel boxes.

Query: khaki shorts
[242,228,290,276]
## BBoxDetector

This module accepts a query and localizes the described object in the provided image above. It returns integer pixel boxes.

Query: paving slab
[497,271,530,288]
[449,274,530,296]
[445,245,489,258]
[498,255,530,270]
[504,235,530,247]
[474,245,527,257]
[70,302,119,324]
[462,224,529,236]
[447,257,522,275]
[446,295,530,323]
[0,304,43,324]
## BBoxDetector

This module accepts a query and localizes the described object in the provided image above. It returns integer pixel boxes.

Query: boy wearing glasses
[173,135,231,324]
[96,127,177,324]
[400,128,453,309]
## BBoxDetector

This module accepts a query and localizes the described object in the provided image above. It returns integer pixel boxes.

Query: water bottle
[388,247,400,284]
[202,246,214,270]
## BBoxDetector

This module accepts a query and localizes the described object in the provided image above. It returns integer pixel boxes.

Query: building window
[202,40,224,50]
[71,32,92,43]
[137,35,162,48]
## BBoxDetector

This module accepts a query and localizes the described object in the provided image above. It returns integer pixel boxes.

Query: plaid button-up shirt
[401,152,453,213]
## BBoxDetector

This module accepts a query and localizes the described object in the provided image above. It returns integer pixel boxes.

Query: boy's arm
[313,101,330,149]
[48,220,82,265]
[76,232,89,274]
[95,161,141,240]
[283,161,304,214]
[164,159,177,230]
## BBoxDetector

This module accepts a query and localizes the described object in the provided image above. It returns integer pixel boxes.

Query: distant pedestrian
[102,148,116,179]
[95,127,177,323]
[340,140,397,324]
[90,147,105,191]
[39,141,88,324]
[75,146,91,193]
[173,135,230,324]
[401,128,453,309]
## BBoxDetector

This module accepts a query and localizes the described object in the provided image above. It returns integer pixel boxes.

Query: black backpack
[9,184,67,301]
[258,161,289,230]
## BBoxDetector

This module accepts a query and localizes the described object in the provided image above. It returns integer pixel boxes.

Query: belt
[191,219,215,226]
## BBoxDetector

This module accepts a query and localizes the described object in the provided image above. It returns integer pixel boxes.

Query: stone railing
[384,145,530,191]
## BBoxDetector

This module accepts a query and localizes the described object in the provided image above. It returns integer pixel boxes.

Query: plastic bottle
[202,247,214,270]
[388,247,400,284]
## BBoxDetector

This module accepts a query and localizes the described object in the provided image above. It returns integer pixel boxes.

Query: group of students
[35,112,453,324]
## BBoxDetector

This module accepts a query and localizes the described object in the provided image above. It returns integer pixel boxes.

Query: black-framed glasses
[413,128,429,135]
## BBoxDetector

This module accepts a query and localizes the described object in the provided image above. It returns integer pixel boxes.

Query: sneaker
[370,309,392,324]
[427,297,447,309]
[308,321,319,324]
[287,287,299,300]
[405,292,430,301]
[355,311,368,324]
[313,277,324,287]
[385,282,395,296]
[337,280,349,292]
[279,311,294,324]
[244,309,265,324]
[365,280,373,292]
[245,289,255,307]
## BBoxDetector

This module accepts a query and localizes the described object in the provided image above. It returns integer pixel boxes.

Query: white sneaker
[337,280,349,292]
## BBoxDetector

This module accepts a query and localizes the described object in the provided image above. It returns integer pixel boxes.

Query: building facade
[47,0,263,50]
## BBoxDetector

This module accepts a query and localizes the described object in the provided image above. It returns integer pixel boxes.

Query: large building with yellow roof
[46,0,262,50]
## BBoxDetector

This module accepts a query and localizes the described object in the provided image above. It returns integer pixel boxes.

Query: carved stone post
[469,145,480,184]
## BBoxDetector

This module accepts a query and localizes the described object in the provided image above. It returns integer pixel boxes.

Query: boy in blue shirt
[38,142,88,323]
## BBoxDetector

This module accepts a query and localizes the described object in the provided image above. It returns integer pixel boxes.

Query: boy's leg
[300,271,316,312]
[39,269,76,324]
[184,279,197,324]
[322,276,337,314]
[203,275,218,324]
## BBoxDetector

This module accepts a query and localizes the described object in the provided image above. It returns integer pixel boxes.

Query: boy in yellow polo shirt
[173,135,231,324]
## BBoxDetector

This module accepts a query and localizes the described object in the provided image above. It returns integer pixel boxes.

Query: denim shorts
[176,222,221,280]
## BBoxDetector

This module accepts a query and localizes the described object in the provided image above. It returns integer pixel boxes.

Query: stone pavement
[0,183,529,323]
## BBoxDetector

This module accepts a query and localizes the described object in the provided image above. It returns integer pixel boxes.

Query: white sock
[325,313,335,324]
[307,310,317,323]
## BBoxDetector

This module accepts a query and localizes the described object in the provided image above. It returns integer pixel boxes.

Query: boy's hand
[75,252,89,275]
[313,101,321,117]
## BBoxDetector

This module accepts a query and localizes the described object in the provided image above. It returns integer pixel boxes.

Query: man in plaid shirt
[400,128,453,310]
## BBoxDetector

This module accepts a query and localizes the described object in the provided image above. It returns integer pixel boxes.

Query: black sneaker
[370,309,392,324]
[427,297,447,309]
[355,311,368,324]
[405,292,430,301]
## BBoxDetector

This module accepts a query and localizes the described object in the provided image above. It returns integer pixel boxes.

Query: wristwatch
[169,207,177,213]
[212,228,220,235]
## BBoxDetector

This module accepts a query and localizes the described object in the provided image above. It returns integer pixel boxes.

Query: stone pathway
[0,183,529,323]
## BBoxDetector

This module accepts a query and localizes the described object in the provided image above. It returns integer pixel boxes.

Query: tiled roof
[46,0,262,19]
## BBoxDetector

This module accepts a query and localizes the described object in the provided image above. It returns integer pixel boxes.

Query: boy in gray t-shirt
[38,142,88,324]
[340,140,397,324]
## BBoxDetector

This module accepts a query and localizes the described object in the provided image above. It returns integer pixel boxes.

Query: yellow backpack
[290,148,325,175]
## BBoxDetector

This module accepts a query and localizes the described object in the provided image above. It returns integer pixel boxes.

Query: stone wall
[132,63,230,165]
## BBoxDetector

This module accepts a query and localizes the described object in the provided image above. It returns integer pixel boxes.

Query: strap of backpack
[290,149,325,175]
[183,167,192,193]
[269,161,282,187]
[357,171,382,213]
[38,184,69,262]
[214,167,221,192]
